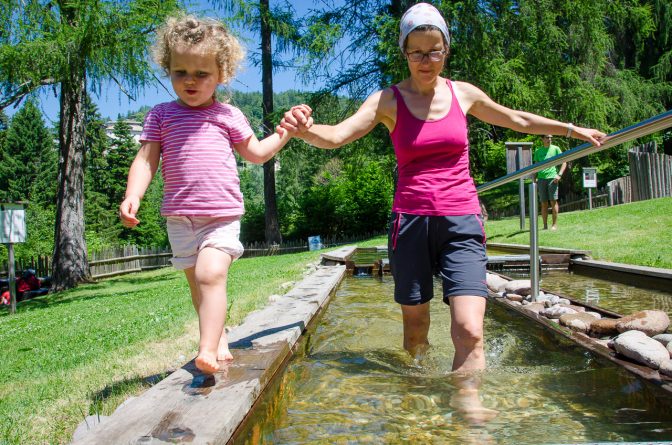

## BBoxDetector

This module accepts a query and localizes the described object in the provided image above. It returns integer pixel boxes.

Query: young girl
[119,14,311,374]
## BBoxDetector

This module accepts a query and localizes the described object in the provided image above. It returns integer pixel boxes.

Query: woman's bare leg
[449,295,486,372]
[401,302,431,358]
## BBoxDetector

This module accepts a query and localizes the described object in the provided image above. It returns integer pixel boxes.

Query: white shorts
[166,216,245,270]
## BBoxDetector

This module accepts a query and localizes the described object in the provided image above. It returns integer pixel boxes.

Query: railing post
[529,182,539,302]
[517,146,526,230]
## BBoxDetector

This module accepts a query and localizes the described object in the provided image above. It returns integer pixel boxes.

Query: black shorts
[388,213,488,305]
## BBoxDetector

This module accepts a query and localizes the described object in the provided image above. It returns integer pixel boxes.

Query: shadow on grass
[0,271,185,317]
[488,230,530,242]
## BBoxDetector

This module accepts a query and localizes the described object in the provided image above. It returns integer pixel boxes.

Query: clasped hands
[276,104,313,137]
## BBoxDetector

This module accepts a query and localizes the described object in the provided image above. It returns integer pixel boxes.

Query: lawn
[484,197,672,269]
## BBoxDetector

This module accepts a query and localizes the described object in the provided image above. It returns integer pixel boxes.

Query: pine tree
[106,120,139,206]
[0,100,55,203]
[83,96,119,246]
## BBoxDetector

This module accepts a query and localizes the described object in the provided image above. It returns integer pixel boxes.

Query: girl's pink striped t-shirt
[390,80,481,216]
[140,101,254,217]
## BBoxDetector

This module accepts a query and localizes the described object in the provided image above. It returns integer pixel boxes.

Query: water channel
[235,271,672,444]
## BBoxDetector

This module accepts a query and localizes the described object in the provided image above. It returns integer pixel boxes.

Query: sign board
[505,142,534,178]
[0,204,26,243]
[308,236,322,251]
[582,167,597,188]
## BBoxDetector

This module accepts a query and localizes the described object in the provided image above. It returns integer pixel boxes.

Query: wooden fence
[241,239,307,258]
[1,231,386,280]
[607,176,632,206]
[88,245,173,279]
[607,142,672,205]
[0,255,52,279]
[628,143,672,202]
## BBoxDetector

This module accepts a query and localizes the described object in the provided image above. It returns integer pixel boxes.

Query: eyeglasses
[543,136,552,140]
[406,50,447,63]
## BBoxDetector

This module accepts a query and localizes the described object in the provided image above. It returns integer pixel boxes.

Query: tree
[83,95,117,246]
[107,120,139,205]
[213,0,312,244]
[0,99,55,203]
[0,0,181,291]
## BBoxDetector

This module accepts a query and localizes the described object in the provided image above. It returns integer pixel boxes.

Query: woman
[280,3,605,372]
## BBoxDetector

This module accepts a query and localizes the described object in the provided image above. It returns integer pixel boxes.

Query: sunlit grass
[0,250,321,444]
[485,197,672,268]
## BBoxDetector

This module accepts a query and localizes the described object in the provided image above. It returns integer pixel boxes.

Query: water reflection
[235,277,672,444]
[540,270,672,318]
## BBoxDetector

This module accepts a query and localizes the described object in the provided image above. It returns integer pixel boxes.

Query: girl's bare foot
[218,331,234,361]
[217,344,234,361]
[195,350,220,374]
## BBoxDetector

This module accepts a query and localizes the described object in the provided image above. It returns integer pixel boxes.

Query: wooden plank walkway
[71,264,346,445]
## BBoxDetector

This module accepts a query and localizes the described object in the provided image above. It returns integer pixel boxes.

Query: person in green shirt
[533,135,567,230]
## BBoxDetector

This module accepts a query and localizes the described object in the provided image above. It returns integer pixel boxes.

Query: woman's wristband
[566,123,574,138]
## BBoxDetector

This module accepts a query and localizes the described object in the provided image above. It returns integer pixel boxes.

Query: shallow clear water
[235,277,672,444]
[539,270,672,319]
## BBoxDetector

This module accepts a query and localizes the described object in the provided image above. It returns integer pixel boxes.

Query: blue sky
[6,1,330,124]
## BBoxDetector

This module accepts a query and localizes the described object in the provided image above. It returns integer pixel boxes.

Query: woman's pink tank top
[390,80,481,216]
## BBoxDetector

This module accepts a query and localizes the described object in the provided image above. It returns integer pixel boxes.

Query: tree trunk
[51,63,90,291]
[261,0,282,244]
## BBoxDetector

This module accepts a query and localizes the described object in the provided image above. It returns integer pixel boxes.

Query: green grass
[0,250,321,444]
[485,197,672,268]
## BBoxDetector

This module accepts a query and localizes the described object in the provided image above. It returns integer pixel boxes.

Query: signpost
[1,203,27,314]
[505,142,533,230]
[582,167,597,210]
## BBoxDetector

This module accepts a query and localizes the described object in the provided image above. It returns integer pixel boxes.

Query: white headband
[398,3,450,51]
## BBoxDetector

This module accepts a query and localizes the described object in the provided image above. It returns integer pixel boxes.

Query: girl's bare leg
[185,247,233,373]
[184,266,233,363]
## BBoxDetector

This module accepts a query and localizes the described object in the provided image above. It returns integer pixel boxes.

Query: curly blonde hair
[153,14,244,84]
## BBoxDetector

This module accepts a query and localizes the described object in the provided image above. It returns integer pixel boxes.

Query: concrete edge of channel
[70,261,347,445]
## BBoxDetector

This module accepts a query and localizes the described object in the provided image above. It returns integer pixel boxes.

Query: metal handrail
[477,109,672,193]
[476,109,672,301]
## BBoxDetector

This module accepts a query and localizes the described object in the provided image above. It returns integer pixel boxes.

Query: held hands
[276,104,313,137]
[119,195,141,228]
